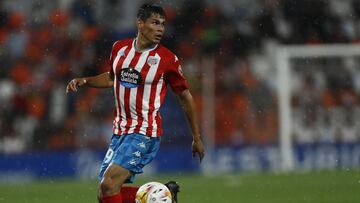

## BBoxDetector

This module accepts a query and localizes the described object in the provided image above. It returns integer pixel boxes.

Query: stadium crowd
[1,0,360,153]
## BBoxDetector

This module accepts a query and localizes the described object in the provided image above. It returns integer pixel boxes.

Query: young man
[66,4,205,203]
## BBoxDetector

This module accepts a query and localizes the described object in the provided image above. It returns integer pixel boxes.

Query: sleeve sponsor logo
[118,49,125,57]
[178,65,184,76]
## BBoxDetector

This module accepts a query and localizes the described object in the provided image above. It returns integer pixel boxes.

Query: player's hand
[192,138,205,163]
[66,78,87,93]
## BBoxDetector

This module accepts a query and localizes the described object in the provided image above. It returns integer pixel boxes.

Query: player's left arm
[165,54,205,162]
[177,89,205,162]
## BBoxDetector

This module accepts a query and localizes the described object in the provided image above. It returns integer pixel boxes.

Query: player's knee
[100,177,116,195]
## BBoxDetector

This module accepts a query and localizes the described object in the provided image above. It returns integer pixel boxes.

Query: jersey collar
[133,38,158,53]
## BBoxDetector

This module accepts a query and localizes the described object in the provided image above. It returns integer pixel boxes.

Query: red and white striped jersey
[109,38,188,137]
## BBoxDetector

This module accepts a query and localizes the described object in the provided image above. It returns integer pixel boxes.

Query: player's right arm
[66,71,114,93]
[66,40,124,93]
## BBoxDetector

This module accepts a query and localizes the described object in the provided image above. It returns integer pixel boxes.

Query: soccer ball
[135,182,172,203]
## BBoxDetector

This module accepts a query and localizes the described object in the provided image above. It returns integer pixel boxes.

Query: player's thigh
[98,135,124,180]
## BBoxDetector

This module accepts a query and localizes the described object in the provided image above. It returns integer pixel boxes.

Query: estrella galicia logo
[118,68,142,88]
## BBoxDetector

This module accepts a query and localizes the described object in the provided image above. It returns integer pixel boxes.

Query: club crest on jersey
[147,56,159,66]
[118,68,142,88]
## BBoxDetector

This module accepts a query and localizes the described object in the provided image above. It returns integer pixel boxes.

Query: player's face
[138,13,165,44]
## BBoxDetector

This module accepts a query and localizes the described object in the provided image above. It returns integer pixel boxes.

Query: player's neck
[135,37,156,52]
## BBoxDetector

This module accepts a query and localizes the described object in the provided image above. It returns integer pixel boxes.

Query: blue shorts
[98,133,161,183]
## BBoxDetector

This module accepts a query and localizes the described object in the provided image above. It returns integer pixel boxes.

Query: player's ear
[137,18,144,29]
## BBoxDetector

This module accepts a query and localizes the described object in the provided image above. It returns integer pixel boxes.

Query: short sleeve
[164,55,189,94]
[109,42,118,71]
[109,41,120,78]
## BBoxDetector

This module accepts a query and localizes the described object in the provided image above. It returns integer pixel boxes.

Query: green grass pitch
[0,170,359,203]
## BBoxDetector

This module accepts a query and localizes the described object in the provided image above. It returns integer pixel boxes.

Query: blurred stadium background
[1,0,360,202]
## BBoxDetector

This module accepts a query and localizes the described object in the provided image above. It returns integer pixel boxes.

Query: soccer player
[66,3,205,203]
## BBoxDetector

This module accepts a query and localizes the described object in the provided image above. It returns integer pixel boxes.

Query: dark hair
[137,3,166,21]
